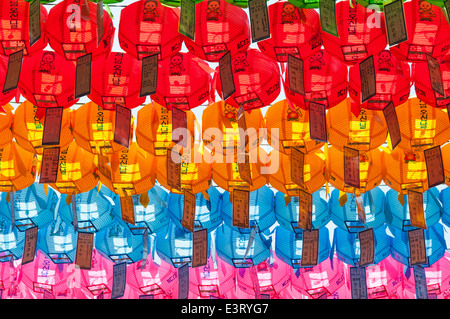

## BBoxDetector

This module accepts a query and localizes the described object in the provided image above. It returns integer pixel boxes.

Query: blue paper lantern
[166,186,222,232]
[329,187,387,233]
[275,225,331,268]
[438,187,450,228]
[37,218,77,264]
[385,188,442,231]
[0,213,25,262]
[221,185,276,234]
[274,189,329,233]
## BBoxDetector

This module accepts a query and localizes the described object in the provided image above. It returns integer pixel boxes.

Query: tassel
[284,194,291,206]
[398,192,405,206]
[338,190,347,207]
[66,193,72,206]
[140,191,150,209]
[43,184,49,196]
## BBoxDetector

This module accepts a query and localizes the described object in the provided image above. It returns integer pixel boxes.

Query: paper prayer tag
[298,189,312,231]
[96,1,104,47]
[3,49,23,93]
[237,154,253,186]
[111,262,127,299]
[408,228,427,266]
[382,101,401,150]
[407,190,427,230]
[288,54,304,96]
[237,105,248,150]
[75,53,92,99]
[22,226,38,265]
[427,54,445,97]
[248,0,270,43]
[182,190,196,232]
[39,147,60,184]
[358,228,374,267]
[179,0,196,41]
[178,263,189,299]
[350,267,368,299]
[114,104,132,148]
[120,196,136,225]
[424,146,445,188]
[309,101,327,143]
[172,107,188,148]
[359,55,377,103]
[75,232,94,270]
[291,147,305,188]
[42,107,63,146]
[192,229,208,268]
[301,229,319,266]
[29,0,41,47]
[319,0,338,37]
[384,0,408,47]
[140,54,158,97]
[167,148,182,191]
[219,51,236,101]
[343,146,360,189]
[413,265,428,299]
[232,189,250,229]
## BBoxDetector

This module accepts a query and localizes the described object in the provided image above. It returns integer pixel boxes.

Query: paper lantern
[439,186,450,228]
[257,3,322,62]
[334,224,391,267]
[441,142,450,186]
[150,52,211,111]
[0,183,58,232]
[348,49,412,112]
[274,189,330,232]
[324,146,383,194]
[268,149,326,198]
[329,187,387,233]
[46,140,99,195]
[287,0,318,9]
[118,0,183,61]
[215,49,281,111]
[98,142,157,198]
[0,259,23,299]
[12,100,73,155]
[71,102,132,156]
[326,98,388,152]
[46,0,115,61]
[215,222,271,268]
[111,185,170,235]
[0,0,48,57]
[167,185,222,232]
[156,143,212,195]
[0,141,37,193]
[0,57,18,108]
[389,0,450,62]
[320,0,387,66]
[385,188,442,231]
[389,223,446,267]
[135,101,196,157]
[202,100,265,156]
[363,256,404,299]
[0,210,25,262]
[264,99,324,155]
[89,52,146,110]
[95,217,144,264]
[183,0,250,62]
[414,51,450,108]
[284,49,348,110]
[19,50,79,111]
[78,248,114,298]
[58,185,116,233]
[221,185,276,234]
[275,225,330,268]
[0,103,14,149]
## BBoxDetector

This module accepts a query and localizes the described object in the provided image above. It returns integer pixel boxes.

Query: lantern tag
[167,148,182,191]
[358,228,374,267]
[287,55,304,96]
[291,147,305,188]
[359,55,377,103]
[413,265,428,299]
[182,190,196,232]
[114,104,131,148]
[384,0,408,47]
[172,108,188,148]
[29,0,41,47]
[298,189,312,231]
[111,262,127,299]
[74,53,92,99]
[382,101,401,150]
[120,196,136,225]
[248,0,270,43]
[192,229,208,268]
[75,232,94,270]
[39,147,60,184]
[179,0,196,41]
[178,263,189,299]
[319,0,338,37]
[426,54,445,97]
[350,267,368,299]
[309,101,327,143]
[343,146,360,189]
[301,229,319,266]
[219,51,236,101]
[3,49,23,93]
[232,189,250,229]
[407,190,427,230]
[42,107,63,146]
[140,54,158,97]
[424,146,445,188]
[408,228,427,266]
[21,226,38,265]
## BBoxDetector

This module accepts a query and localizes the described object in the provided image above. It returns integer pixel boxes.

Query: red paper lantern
[89,52,146,110]
[390,0,450,62]
[118,0,183,61]
[215,48,281,111]
[0,56,17,109]
[283,49,348,109]
[0,0,48,57]
[414,50,450,108]
[151,52,211,110]
[19,50,79,111]
[46,0,115,61]
[183,0,251,62]
[349,49,411,112]
[320,0,387,66]
[257,2,322,63]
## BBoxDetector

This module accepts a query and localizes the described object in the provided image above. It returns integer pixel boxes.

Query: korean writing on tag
[179,0,196,41]
[167,148,181,191]
[75,232,94,270]
[343,146,360,189]
[360,55,377,103]
[96,1,104,47]
[288,55,304,96]
[408,228,427,266]
[301,229,319,267]
[384,0,408,47]
[39,147,60,184]
[248,0,270,43]
[350,267,368,299]
[114,104,131,148]
[408,190,427,230]
[291,147,305,188]
[29,0,41,46]
[298,189,312,231]
[182,191,196,232]
[309,101,327,143]
[178,263,189,299]
[424,146,445,188]
[219,51,236,101]
[42,107,63,146]
[120,196,136,225]
[358,228,374,267]
[2,49,23,93]
[22,226,38,265]
[172,107,188,148]
[427,54,445,97]
[237,154,253,186]
[413,265,428,299]
[98,154,112,180]
[111,262,127,299]
[232,189,250,229]
[75,53,92,99]
[140,54,158,97]
[319,0,338,37]
[382,101,401,150]
[192,229,208,268]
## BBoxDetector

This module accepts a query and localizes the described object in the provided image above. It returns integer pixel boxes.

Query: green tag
[319,0,338,37]
[384,0,408,47]
[179,0,196,41]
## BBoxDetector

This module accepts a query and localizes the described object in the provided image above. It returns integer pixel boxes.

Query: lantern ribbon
[243,226,257,260]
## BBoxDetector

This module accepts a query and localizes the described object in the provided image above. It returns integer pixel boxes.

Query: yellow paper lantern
[264,99,324,155]
[0,103,13,149]
[12,100,73,155]
[326,98,388,152]
[268,149,325,197]
[135,101,196,157]
[71,101,133,156]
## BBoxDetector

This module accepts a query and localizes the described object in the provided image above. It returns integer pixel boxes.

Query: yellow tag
[140,191,149,209]
[66,194,72,205]
[6,192,10,203]
[398,192,405,206]
[202,190,210,202]
[339,191,348,207]
[43,184,48,196]
[284,194,291,206]
[97,181,101,196]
